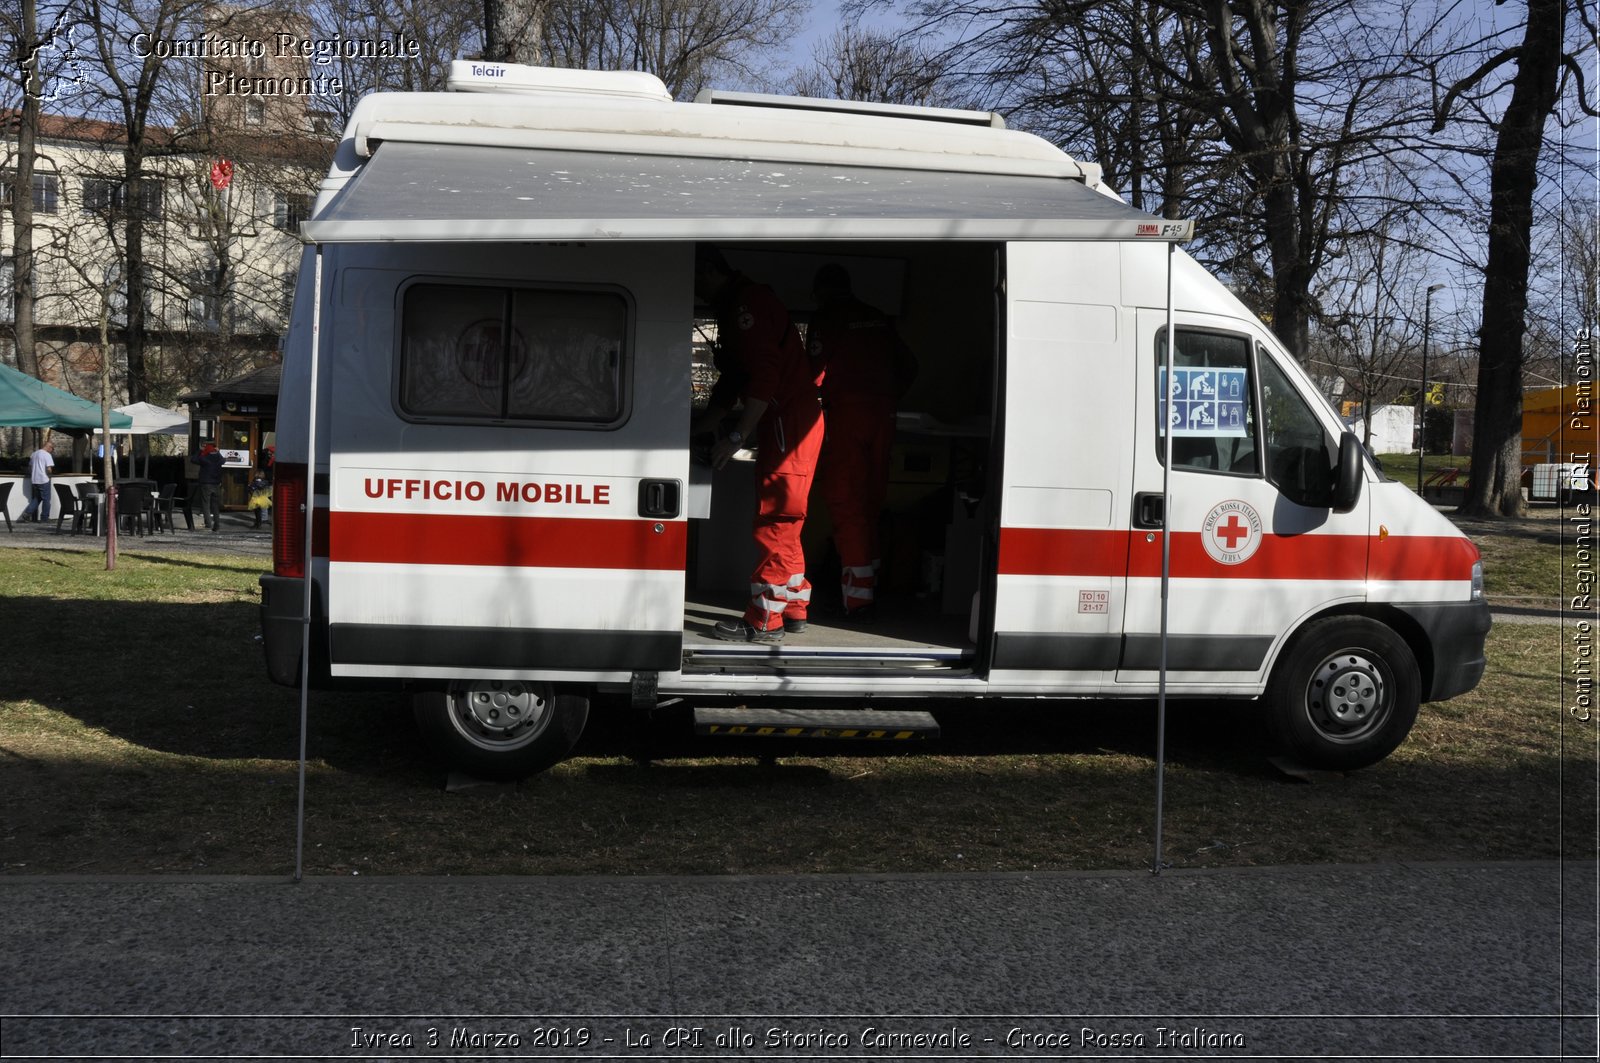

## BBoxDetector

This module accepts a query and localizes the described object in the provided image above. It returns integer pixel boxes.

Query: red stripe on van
[999,528,1476,582]
[1125,533,1369,581]
[1367,533,1480,582]
[998,528,1129,577]
[328,511,686,570]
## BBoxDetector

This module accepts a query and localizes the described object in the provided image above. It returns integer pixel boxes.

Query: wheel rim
[446,681,553,753]
[1303,648,1391,744]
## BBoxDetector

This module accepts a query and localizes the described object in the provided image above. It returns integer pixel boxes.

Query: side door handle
[1132,492,1164,529]
[638,479,681,519]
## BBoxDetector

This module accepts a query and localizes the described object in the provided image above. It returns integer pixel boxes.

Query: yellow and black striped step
[693,707,939,741]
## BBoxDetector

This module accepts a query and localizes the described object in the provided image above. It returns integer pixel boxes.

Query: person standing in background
[808,264,917,620]
[192,442,225,532]
[691,246,824,643]
[19,438,54,523]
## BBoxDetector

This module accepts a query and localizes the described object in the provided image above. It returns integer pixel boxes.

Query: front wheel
[413,681,589,779]
[1265,617,1420,771]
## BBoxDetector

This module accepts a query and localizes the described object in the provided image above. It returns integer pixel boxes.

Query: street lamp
[1418,283,1446,494]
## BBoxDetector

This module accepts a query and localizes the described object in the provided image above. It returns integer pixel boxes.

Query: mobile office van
[259,62,1490,779]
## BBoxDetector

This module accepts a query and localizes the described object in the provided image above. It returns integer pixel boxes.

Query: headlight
[1471,560,1484,602]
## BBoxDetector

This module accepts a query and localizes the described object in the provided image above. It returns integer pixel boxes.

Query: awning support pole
[294,246,324,885]
[1153,241,1175,876]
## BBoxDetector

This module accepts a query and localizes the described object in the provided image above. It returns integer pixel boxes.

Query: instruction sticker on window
[1159,367,1249,436]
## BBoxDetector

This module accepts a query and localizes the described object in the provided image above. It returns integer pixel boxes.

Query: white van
[259,62,1490,778]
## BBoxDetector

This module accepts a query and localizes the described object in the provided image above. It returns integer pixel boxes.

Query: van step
[693,707,939,740]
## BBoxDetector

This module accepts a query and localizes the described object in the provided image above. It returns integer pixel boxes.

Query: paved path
[1,862,1594,1059]
[0,509,272,555]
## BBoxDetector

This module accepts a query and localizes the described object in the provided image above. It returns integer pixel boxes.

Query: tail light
[273,463,308,578]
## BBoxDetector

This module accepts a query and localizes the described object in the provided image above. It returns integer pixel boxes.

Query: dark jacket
[192,449,226,485]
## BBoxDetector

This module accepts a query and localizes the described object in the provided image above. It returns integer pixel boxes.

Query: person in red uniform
[808,264,917,620]
[692,247,824,643]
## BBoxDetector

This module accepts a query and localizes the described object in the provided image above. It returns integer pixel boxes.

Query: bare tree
[1432,0,1585,517]
[78,0,216,404]
[540,0,808,99]
[2,0,45,385]
[788,25,950,105]
[316,0,480,127]
[887,0,1431,356]
[1312,201,1436,451]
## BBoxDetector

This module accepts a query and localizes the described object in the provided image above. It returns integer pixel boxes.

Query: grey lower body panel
[991,633,1271,673]
[329,624,682,672]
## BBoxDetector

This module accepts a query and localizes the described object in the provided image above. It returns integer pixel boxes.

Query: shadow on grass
[2,591,1580,874]
[6,594,419,776]
[118,552,267,575]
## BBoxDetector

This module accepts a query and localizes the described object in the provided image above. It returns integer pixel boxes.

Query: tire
[413,681,589,780]
[1265,617,1420,771]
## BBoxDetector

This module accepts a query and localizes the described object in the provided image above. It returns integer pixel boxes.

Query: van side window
[399,283,627,424]
[1155,329,1259,476]
[1257,350,1336,507]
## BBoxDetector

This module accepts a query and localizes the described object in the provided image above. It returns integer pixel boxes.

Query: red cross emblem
[1215,515,1250,549]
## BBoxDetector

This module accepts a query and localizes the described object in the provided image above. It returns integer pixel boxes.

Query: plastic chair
[76,482,102,535]
[154,483,179,533]
[118,483,153,537]
[53,482,85,534]
[0,481,12,532]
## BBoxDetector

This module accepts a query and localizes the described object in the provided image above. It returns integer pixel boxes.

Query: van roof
[303,62,1194,245]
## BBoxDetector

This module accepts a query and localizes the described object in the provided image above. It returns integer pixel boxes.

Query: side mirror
[1332,431,1363,513]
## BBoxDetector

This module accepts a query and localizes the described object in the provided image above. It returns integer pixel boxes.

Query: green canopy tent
[0,363,131,430]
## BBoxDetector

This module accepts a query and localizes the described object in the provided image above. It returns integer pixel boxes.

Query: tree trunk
[123,149,149,404]
[10,0,41,390]
[1263,176,1313,357]
[482,0,543,64]
[1462,0,1565,517]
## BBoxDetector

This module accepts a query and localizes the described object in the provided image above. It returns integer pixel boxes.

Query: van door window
[1257,348,1336,507]
[1155,329,1259,475]
[398,282,628,425]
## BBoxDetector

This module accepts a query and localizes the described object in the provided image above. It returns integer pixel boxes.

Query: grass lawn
[1372,452,1469,494]
[0,526,1588,877]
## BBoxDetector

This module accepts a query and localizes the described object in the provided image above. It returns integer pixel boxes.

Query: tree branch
[1431,47,1520,131]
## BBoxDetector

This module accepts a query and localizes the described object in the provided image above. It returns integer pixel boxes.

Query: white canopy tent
[94,401,189,478]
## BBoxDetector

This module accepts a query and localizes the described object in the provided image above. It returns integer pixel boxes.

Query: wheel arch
[1268,602,1435,700]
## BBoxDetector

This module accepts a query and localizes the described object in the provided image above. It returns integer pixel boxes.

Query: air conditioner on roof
[446,60,672,103]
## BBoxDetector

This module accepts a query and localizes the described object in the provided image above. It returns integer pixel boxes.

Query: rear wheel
[413,681,589,779]
[1266,617,1420,771]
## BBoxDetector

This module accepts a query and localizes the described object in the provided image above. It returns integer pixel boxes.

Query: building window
[82,177,120,213]
[32,173,58,213]
[3,171,59,213]
[79,177,163,219]
[134,178,164,219]
[189,263,224,328]
[246,98,266,126]
[272,192,309,231]
[398,282,629,425]
[0,257,12,322]
[280,271,297,323]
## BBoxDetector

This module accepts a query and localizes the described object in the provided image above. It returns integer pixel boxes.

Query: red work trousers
[745,402,825,631]
[816,396,895,612]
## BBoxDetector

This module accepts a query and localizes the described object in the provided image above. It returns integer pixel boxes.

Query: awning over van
[301,141,1194,244]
